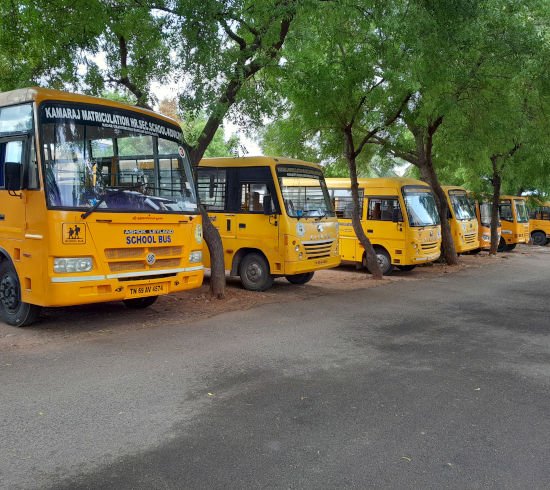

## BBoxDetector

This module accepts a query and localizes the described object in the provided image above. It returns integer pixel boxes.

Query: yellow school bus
[326,178,441,274]
[197,157,340,290]
[470,197,501,250]
[528,201,550,246]
[498,195,530,251]
[0,88,203,326]
[441,186,479,254]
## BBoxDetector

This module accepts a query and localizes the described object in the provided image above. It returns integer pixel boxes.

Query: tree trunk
[199,207,226,299]
[489,156,502,255]
[411,120,458,266]
[344,127,383,279]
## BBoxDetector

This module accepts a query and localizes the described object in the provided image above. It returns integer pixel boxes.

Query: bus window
[499,201,513,221]
[240,183,272,213]
[197,168,226,210]
[514,200,529,223]
[330,188,363,219]
[367,198,400,221]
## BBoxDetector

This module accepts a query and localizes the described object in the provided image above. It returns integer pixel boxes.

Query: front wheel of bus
[370,249,393,276]
[532,231,547,246]
[285,272,314,285]
[123,296,158,309]
[239,253,273,291]
[497,237,507,253]
[0,262,41,327]
[505,244,516,252]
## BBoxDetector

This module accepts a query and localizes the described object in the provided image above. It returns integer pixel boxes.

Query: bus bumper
[284,255,341,275]
[37,268,204,307]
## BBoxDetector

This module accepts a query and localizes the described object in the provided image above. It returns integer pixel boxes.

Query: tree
[260,1,417,278]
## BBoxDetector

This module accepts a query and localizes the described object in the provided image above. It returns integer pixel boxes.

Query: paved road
[1,249,549,489]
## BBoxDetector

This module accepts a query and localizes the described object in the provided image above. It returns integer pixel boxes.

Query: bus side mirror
[263,195,273,215]
[392,208,402,222]
[5,162,23,191]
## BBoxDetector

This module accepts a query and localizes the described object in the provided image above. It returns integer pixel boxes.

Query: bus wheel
[123,296,158,309]
[239,253,273,291]
[285,272,314,285]
[396,265,416,272]
[532,231,547,246]
[505,244,516,252]
[374,249,393,276]
[497,237,507,253]
[0,262,41,327]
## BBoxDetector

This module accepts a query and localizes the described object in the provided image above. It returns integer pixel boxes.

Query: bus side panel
[337,221,359,262]
[236,213,281,274]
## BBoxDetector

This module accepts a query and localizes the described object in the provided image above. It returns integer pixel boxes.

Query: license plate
[128,283,166,297]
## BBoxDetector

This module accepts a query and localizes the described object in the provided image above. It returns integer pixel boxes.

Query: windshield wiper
[81,184,145,219]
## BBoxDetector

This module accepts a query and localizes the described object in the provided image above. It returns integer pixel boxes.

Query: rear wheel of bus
[531,231,547,246]
[239,253,273,291]
[285,272,314,285]
[123,296,158,309]
[0,261,41,327]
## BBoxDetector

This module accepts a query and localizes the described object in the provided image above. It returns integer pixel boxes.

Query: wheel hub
[246,263,262,282]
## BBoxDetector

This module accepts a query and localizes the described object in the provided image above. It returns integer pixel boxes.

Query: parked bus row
[0,89,544,327]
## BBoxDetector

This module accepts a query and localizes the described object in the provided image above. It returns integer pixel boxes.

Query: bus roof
[500,195,527,201]
[441,185,468,193]
[325,177,430,189]
[0,87,180,128]
[199,156,323,171]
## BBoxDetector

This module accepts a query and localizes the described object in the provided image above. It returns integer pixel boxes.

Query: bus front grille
[108,258,182,273]
[464,232,477,244]
[303,240,334,259]
[105,246,183,259]
[420,241,438,252]
[105,246,184,273]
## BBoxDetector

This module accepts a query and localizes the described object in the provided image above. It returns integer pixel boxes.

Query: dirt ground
[0,244,544,351]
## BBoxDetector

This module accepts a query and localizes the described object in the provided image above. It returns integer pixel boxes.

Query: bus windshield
[277,165,334,218]
[40,102,198,214]
[514,200,529,223]
[402,187,440,227]
[480,202,499,227]
[449,190,476,220]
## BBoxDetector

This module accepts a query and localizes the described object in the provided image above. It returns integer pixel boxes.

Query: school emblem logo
[146,253,156,265]
[296,223,305,237]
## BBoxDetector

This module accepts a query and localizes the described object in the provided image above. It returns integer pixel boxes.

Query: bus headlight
[189,250,202,263]
[54,257,93,273]
[194,224,203,244]
[482,234,490,241]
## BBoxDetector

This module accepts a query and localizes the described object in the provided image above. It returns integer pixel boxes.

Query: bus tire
[531,231,547,246]
[285,272,314,285]
[497,237,507,253]
[396,265,416,271]
[239,253,273,291]
[373,248,393,276]
[505,244,516,252]
[0,261,41,327]
[123,296,158,309]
